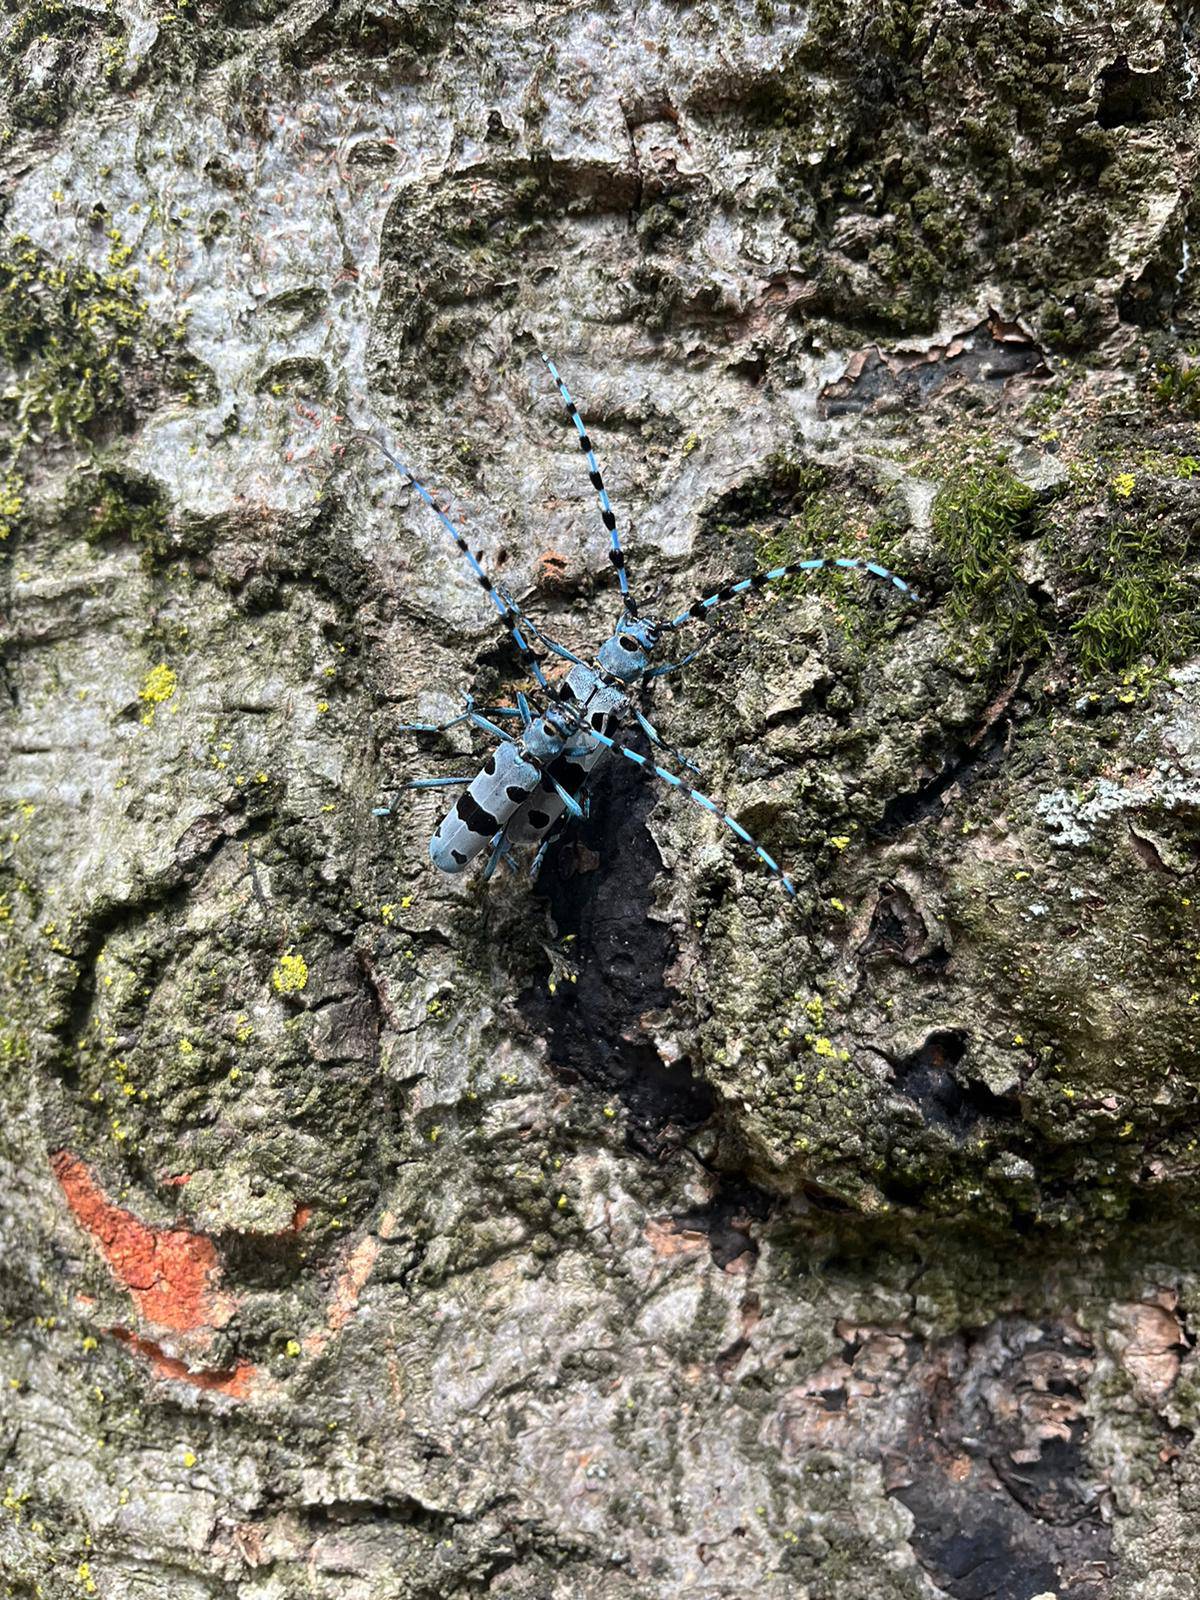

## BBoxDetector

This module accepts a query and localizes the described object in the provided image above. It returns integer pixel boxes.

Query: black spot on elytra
[455,792,499,837]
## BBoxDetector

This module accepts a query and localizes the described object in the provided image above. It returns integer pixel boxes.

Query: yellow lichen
[272,950,308,994]
[0,471,22,541]
[139,663,177,705]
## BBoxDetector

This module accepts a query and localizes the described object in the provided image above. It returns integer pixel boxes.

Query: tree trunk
[2,2,1199,1596]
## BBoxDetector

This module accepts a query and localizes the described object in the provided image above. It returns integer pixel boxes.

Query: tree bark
[2,2,1199,1596]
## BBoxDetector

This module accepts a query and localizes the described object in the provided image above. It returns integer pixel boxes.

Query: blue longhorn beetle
[365,355,917,897]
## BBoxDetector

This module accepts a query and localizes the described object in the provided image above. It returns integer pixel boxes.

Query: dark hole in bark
[518,745,715,1155]
[888,1505,1062,1600]
[673,1178,771,1269]
[875,721,1010,838]
[893,1030,1019,1134]
[1096,57,1163,129]
[892,1321,1109,1599]
[860,880,930,964]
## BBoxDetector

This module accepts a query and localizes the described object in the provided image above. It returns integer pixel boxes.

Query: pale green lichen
[0,234,203,488]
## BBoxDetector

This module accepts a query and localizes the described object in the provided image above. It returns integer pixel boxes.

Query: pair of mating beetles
[366,356,916,897]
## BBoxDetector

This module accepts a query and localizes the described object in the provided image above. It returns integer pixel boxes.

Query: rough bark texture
[3,2,1200,1596]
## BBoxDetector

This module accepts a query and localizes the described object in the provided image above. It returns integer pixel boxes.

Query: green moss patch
[73,469,170,555]
[930,465,1042,669]
[0,0,126,139]
[739,0,1185,334]
[1071,519,1200,673]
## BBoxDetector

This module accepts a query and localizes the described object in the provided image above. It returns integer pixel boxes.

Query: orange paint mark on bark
[110,1329,257,1399]
[326,1234,380,1333]
[291,1204,312,1233]
[52,1151,234,1335]
[160,1172,192,1187]
[302,1229,385,1358]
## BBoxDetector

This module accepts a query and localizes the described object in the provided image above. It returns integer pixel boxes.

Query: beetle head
[596,616,663,679]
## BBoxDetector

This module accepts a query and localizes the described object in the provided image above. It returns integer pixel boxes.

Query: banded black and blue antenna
[666,555,917,632]
[539,354,638,617]
[357,430,552,693]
